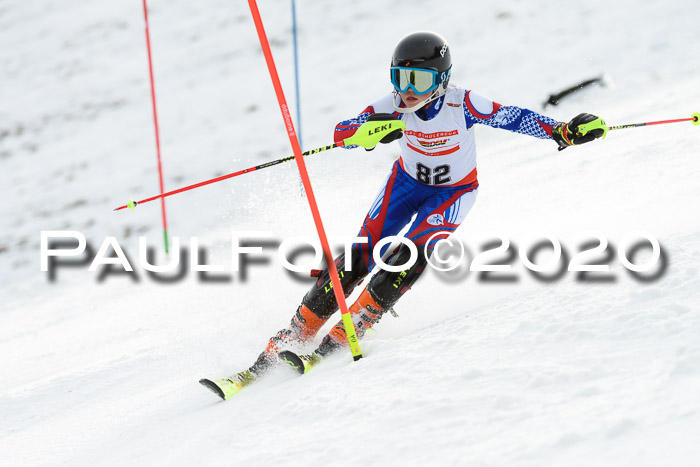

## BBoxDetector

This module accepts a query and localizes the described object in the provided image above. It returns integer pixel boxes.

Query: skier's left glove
[552,113,606,151]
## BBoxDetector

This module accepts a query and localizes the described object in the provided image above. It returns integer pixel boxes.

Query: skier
[201,31,605,399]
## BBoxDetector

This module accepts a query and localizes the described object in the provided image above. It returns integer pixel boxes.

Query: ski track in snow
[1,0,700,465]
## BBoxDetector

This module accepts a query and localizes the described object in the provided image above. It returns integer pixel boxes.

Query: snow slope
[1,0,700,465]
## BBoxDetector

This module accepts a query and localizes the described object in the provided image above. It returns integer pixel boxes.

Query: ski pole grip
[576,117,609,140]
[344,119,407,149]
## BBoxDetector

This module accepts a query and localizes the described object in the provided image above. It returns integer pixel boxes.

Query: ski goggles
[390,66,448,95]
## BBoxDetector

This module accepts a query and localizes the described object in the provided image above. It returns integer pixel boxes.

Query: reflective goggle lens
[390,67,438,95]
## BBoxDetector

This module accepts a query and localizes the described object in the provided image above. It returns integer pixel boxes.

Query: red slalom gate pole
[142,0,170,254]
[247,0,362,360]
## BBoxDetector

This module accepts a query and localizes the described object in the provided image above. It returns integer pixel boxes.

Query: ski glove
[364,113,403,149]
[552,113,606,151]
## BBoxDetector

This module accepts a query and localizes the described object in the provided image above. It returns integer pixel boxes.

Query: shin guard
[300,250,369,319]
[250,251,369,374]
[315,243,429,357]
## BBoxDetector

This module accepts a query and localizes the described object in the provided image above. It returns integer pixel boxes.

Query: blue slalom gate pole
[291,0,302,150]
[291,0,304,194]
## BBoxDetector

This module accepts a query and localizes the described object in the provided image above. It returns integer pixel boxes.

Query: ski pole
[113,142,341,211]
[113,120,404,212]
[576,112,700,140]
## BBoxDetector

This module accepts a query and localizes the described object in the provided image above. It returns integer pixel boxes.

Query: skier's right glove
[344,113,405,151]
[361,113,403,151]
[366,113,404,143]
[552,113,606,151]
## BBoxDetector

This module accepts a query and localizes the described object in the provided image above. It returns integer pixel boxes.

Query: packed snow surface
[1,0,699,465]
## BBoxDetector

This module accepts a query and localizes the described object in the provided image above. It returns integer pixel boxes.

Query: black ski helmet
[391,31,452,92]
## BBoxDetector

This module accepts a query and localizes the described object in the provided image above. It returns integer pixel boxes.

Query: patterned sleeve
[463,90,559,139]
[334,94,399,148]
[334,106,375,148]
